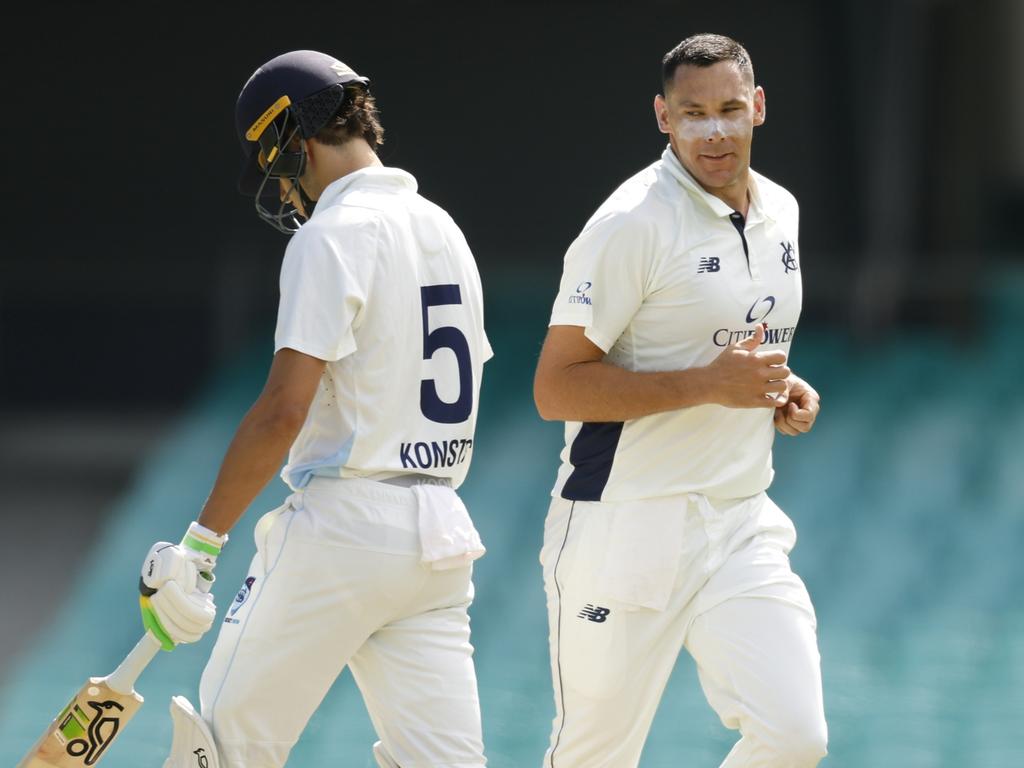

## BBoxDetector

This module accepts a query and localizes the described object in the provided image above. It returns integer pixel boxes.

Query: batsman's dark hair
[662,33,754,91]
[314,82,385,149]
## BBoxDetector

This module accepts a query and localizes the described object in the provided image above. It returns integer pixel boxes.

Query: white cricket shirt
[275,166,492,491]
[549,146,803,502]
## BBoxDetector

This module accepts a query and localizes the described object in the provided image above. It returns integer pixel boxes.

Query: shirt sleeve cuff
[274,333,357,362]
[547,315,615,354]
[582,327,614,353]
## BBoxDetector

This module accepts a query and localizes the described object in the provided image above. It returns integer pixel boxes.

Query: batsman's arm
[137,350,322,651]
[197,347,325,535]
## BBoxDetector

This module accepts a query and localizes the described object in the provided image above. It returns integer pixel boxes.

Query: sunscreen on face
[676,114,749,142]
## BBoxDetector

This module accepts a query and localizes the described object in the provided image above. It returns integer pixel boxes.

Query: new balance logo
[578,604,611,622]
[697,256,721,273]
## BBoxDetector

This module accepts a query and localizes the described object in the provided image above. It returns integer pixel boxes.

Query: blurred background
[2,0,1023,765]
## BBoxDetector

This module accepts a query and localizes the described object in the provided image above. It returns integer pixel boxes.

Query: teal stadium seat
[3,271,1022,767]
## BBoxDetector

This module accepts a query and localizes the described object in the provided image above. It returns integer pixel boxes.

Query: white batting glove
[179,521,228,583]
[139,523,227,651]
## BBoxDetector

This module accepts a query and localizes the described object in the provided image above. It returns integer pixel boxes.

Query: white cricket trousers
[540,492,827,768]
[198,477,486,768]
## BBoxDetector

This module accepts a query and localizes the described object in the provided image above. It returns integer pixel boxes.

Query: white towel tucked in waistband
[412,485,486,570]
[600,495,687,611]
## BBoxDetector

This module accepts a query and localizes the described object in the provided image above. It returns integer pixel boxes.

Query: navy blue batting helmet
[235,50,369,231]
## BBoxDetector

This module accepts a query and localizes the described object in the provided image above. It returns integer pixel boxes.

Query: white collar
[659,145,770,224]
[314,165,418,212]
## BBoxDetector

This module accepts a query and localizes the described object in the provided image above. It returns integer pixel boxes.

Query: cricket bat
[17,631,163,767]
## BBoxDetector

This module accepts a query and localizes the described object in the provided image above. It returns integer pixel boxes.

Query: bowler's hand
[704,324,791,408]
[774,374,820,435]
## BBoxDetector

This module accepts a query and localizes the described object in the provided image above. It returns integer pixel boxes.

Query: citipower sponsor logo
[568,281,593,305]
[745,296,775,323]
[713,296,797,347]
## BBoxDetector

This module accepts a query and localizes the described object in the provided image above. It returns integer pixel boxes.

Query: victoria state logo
[781,241,798,273]
[329,61,357,78]
[568,281,593,305]
[225,576,256,624]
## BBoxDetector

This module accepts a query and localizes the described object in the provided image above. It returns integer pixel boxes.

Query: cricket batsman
[138,49,493,768]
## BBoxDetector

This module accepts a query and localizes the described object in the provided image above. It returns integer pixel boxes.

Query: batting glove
[139,522,227,651]
[179,521,228,584]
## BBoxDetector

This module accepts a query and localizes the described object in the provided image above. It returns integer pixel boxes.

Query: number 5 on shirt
[420,284,473,424]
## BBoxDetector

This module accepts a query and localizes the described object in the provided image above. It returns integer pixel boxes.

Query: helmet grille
[295,85,346,139]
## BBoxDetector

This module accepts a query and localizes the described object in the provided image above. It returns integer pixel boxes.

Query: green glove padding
[140,595,176,651]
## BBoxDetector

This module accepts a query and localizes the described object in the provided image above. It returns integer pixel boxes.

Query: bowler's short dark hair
[662,34,754,91]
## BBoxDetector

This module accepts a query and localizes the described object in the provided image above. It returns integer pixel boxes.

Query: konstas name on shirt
[399,439,474,470]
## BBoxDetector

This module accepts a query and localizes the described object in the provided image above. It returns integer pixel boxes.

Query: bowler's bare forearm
[535,358,714,422]
[534,324,788,422]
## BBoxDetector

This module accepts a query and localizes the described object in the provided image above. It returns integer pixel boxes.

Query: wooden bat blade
[16,633,162,768]
[16,678,144,768]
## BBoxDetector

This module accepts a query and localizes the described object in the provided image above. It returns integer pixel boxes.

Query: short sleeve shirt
[275,166,493,490]
[548,146,803,502]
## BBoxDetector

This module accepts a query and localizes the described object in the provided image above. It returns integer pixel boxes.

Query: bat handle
[104,631,163,695]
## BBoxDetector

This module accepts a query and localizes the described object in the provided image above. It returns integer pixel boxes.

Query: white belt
[377,474,453,489]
